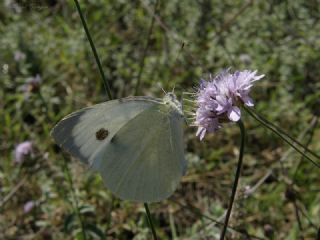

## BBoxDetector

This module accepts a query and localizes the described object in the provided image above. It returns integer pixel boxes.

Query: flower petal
[242,95,254,107]
[196,127,206,141]
[24,201,35,213]
[227,106,241,122]
[252,74,264,82]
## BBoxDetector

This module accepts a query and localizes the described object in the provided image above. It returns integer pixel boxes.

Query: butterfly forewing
[51,98,158,165]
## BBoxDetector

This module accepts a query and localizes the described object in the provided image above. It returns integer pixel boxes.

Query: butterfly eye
[96,128,109,140]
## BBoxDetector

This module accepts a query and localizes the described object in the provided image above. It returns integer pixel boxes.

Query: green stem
[62,156,87,240]
[220,120,245,240]
[74,0,113,100]
[248,107,320,161]
[244,107,320,168]
[293,117,318,180]
[144,203,158,240]
[74,0,115,229]
[73,2,158,238]
[39,90,86,238]
[170,200,263,240]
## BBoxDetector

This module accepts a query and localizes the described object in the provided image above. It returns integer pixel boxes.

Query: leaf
[79,204,95,214]
[85,223,106,240]
[63,212,76,233]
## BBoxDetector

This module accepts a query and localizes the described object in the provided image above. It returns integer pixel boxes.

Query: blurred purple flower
[21,74,41,93]
[14,50,26,62]
[29,74,41,84]
[14,141,33,163]
[195,69,264,140]
[23,200,35,213]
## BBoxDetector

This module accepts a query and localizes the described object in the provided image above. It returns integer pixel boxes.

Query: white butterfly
[51,92,186,203]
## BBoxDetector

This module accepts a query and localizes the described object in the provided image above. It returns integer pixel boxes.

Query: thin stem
[144,203,158,240]
[249,107,320,161]
[73,0,115,229]
[220,120,245,240]
[134,0,159,95]
[74,0,113,100]
[0,176,26,209]
[244,107,320,168]
[170,200,263,240]
[62,156,87,240]
[293,117,318,180]
[74,2,158,238]
[293,200,303,231]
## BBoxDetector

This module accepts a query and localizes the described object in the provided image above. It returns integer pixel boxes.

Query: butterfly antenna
[161,87,167,95]
[165,41,185,88]
[181,91,187,114]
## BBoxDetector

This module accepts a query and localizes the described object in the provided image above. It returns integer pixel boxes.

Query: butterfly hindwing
[91,103,186,202]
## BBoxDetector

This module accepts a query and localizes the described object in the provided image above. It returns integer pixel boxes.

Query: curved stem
[248,107,320,161]
[244,106,320,168]
[144,203,158,240]
[170,199,264,240]
[220,120,245,240]
[73,0,115,230]
[74,0,113,100]
[62,156,87,240]
[73,2,159,238]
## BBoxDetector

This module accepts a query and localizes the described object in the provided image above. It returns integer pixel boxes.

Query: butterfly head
[163,92,184,116]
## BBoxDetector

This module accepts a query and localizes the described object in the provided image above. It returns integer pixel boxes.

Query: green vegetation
[1,0,319,239]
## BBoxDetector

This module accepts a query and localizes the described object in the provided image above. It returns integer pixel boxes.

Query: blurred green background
[1,0,319,239]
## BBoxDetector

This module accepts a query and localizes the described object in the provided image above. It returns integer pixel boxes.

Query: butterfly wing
[91,103,186,203]
[51,97,160,165]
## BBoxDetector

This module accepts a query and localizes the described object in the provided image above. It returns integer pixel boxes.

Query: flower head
[14,50,26,62]
[21,74,42,94]
[195,69,264,140]
[14,141,33,163]
[23,200,35,213]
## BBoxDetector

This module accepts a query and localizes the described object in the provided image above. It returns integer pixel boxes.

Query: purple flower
[195,69,264,140]
[28,74,41,84]
[21,74,42,93]
[14,50,26,62]
[14,141,33,163]
[23,200,35,213]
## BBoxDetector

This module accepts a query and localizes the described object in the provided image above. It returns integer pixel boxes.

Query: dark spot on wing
[96,128,109,140]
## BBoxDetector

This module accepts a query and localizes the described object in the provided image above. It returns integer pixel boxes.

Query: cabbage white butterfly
[51,92,186,203]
